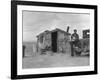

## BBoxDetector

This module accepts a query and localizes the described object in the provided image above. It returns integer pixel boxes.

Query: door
[51,31,57,52]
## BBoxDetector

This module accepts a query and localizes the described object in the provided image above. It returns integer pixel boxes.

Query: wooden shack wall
[57,31,71,54]
[37,31,71,54]
[43,32,51,48]
[37,32,51,53]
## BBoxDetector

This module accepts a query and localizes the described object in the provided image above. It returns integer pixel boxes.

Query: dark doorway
[51,31,57,52]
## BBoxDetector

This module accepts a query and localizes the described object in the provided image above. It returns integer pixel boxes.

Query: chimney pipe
[67,26,69,33]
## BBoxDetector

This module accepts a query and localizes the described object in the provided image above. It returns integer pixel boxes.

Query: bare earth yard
[22,53,89,69]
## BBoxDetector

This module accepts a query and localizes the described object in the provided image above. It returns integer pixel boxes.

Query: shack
[36,28,71,54]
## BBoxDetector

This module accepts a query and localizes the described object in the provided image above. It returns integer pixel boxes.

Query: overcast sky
[23,11,90,42]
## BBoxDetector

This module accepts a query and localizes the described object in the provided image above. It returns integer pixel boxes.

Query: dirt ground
[22,52,89,69]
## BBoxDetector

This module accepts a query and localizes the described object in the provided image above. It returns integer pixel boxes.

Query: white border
[17,5,94,75]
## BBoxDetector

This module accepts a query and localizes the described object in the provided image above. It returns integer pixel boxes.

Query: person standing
[71,29,79,56]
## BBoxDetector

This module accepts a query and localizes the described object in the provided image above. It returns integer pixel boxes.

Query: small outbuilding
[36,28,71,54]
